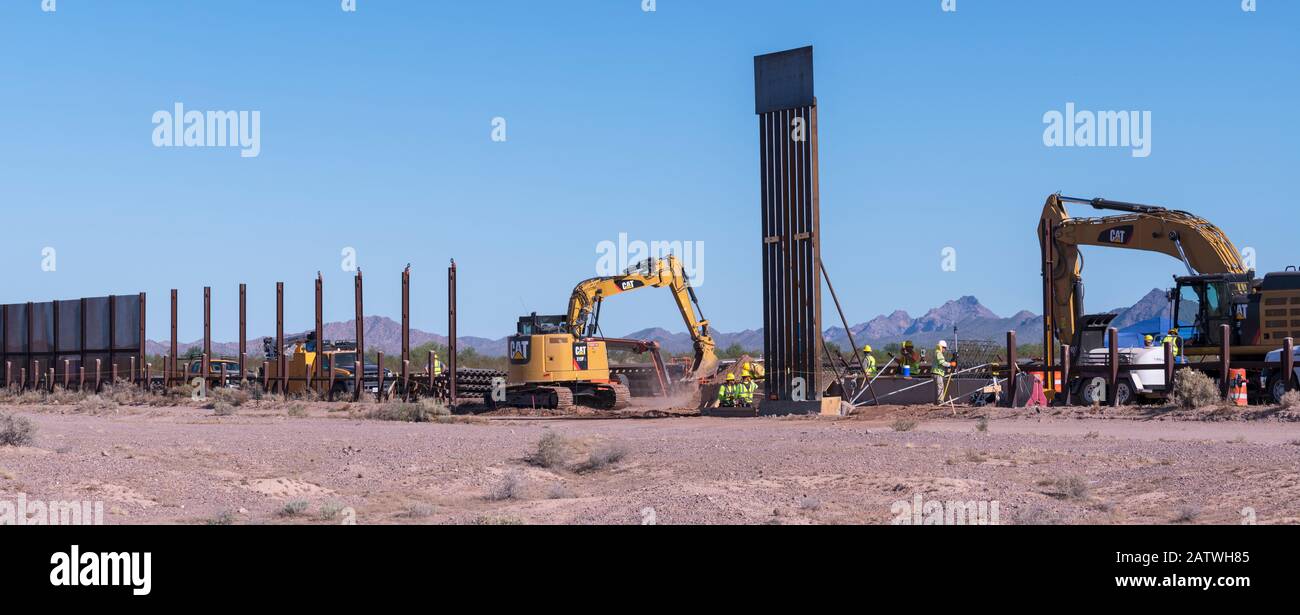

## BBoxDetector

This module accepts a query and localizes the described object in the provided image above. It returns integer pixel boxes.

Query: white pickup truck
[1075,346,1168,405]
[1261,346,1300,404]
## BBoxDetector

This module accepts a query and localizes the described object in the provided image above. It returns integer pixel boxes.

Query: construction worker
[1143,335,1154,348]
[431,352,445,376]
[1162,328,1182,363]
[933,340,955,404]
[861,345,877,379]
[900,341,920,377]
[717,373,739,407]
[738,373,758,407]
[740,359,754,380]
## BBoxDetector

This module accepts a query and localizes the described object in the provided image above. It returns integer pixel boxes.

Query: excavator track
[599,382,632,410]
[547,386,575,411]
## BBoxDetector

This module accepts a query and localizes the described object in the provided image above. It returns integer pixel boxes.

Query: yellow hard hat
[862,345,873,353]
[1168,328,1178,335]
[726,373,735,381]
[1144,335,1153,342]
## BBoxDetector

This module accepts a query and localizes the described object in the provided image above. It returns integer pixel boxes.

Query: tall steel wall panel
[755,47,823,402]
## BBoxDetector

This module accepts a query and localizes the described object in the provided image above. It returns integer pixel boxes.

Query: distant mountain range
[146,290,1173,358]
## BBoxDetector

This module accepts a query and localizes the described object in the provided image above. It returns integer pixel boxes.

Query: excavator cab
[1170,273,1254,350]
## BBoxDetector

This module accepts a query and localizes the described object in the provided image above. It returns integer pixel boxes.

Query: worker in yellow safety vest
[1143,335,1154,348]
[861,345,877,379]
[738,373,757,407]
[718,373,739,407]
[431,353,445,376]
[900,340,920,376]
[1162,329,1182,363]
[933,340,955,403]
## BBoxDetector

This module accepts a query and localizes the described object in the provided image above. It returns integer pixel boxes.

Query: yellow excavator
[492,255,718,410]
[1040,193,1300,400]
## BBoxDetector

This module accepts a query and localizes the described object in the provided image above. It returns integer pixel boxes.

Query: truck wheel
[1114,380,1135,406]
[1267,376,1291,405]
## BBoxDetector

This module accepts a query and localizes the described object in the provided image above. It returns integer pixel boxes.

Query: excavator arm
[1040,193,1247,349]
[566,255,719,378]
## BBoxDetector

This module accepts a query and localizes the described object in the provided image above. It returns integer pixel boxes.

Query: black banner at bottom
[0,525,1287,604]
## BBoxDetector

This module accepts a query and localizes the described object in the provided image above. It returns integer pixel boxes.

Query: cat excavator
[1040,193,1300,402]
[490,255,718,410]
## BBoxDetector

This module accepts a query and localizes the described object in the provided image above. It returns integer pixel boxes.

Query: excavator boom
[566,256,718,378]
[1040,193,1247,351]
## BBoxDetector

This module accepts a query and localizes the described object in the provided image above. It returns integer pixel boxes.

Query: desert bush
[1173,368,1220,409]
[528,431,570,468]
[974,415,989,433]
[77,395,119,414]
[546,483,574,499]
[891,418,918,432]
[211,387,250,407]
[400,503,435,518]
[575,441,630,473]
[1280,390,1300,411]
[472,516,523,525]
[47,386,88,405]
[207,510,236,525]
[798,495,822,511]
[1014,504,1062,525]
[366,402,438,422]
[319,500,346,520]
[278,499,309,517]
[247,383,266,401]
[291,387,320,402]
[0,413,36,446]
[211,402,237,416]
[286,403,307,417]
[1041,475,1090,500]
[1174,504,1201,523]
[486,472,523,501]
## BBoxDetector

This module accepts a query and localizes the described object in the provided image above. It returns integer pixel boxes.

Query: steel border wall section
[755,47,823,402]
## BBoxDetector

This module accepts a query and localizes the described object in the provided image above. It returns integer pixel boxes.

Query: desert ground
[2,394,1299,525]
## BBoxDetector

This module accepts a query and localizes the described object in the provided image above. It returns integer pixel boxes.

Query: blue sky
[1,0,1296,342]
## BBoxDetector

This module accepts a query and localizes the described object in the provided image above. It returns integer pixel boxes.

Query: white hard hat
[937,340,948,349]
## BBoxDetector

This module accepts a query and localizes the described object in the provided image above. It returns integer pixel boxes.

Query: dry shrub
[891,418,918,432]
[367,399,449,423]
[1173,369,1220,409]
[211,402,237,416]
[77,395,119,415]
[1280,390,1300,411]
[1173,504,1201,523]
[0,413,36,446]
[47,386,88,405]
[278,499,309,517]
[486,472,524,501]
[211,387,251,407]
[528,431,570,468]
[575,441,630,473]
[1041,475,1090,500]
[1015,504,1062,525]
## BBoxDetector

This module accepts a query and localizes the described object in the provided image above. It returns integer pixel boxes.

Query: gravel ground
[2,400,1299,525]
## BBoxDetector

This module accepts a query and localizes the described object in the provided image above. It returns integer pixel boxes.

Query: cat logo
[508,337,531,364]
[618,279,644,291]
[1098,225,1134,245]
[572,341,589,370]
